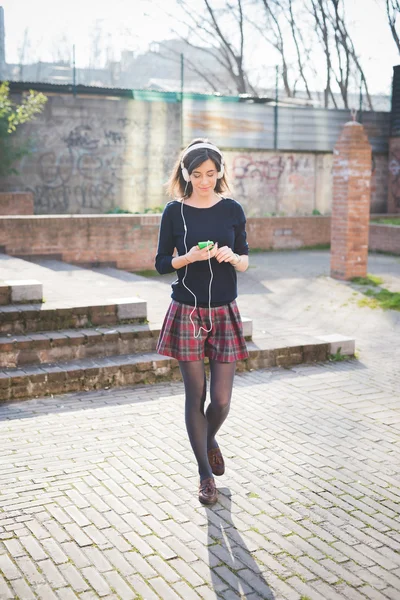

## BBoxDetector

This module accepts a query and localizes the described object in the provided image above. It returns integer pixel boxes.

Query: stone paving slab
[0,250,400,599]
[0,360,400,600]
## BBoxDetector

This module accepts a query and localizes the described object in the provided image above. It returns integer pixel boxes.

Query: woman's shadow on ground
[204,487,275,599]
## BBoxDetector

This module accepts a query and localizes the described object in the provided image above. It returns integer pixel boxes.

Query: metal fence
[183,96,390,153]
[7,81,391,154]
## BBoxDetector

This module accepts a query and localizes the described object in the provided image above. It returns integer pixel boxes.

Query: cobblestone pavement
[1,251,400,599]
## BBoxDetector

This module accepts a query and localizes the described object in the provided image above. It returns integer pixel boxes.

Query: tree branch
[387,0,400,54]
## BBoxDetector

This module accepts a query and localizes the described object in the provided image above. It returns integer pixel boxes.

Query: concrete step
[0,279,42,305]
[0,318,253,369]
[0,297,147,335]
[0,333,354,402]
[0,324,160,368]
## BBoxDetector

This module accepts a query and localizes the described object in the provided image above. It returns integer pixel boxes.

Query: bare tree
[287,0,313,99]
[103,32,121,87]
[387,0,400,54]
[89,20,105,70]
[247,0,292,97]
[149,42,229,93]
[310,0,337,107]
[51,33,71,64]
[152,0,372,106]
[17,28,31,80]
[307,0,373,109]
[160,0,256,95]
[251,0,317,100]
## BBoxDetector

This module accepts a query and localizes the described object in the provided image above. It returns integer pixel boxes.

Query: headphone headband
[181,143,223,162]
[180,142,224,183]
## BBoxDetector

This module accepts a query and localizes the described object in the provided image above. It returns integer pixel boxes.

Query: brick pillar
[330,121,372,280]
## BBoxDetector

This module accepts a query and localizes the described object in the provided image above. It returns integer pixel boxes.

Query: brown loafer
[199,477,218,505]
[208,447,225,476]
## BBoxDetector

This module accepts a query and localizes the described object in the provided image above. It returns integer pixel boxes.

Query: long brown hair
[166,138,229,199]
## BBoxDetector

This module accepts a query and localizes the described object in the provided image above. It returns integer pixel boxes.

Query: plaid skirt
[156,299,249,362]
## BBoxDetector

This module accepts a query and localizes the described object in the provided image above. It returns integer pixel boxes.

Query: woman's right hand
[186,243,218,263]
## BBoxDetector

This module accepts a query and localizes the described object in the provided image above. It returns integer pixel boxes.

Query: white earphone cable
[180,199,213,338]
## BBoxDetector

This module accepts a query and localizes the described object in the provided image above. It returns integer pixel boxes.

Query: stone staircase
[0,279,355,402]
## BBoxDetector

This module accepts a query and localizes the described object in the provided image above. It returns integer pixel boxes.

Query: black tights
[179,359,236,480]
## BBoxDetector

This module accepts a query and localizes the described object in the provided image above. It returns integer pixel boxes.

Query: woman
[155,138,249,505]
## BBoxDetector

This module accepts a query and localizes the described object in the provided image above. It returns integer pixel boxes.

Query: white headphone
[180,198,214,338]
[180,142,225,183]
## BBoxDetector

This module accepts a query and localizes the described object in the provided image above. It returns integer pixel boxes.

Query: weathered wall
[371,154,389,213]
[2,93,180,214]
[1,92,388,216]
[388,137,400,213]
[227,152,320,217]
[226,151,387,217]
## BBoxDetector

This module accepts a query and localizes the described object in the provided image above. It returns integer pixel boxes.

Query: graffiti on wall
[228,153,316,216]
[8,99,180,214]
[23,123,134,213]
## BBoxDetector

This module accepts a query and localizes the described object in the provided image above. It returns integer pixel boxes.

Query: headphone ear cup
[181,161,190,183]
[217,160,225,179]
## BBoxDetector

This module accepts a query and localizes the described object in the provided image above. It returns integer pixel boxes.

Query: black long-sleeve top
[155,197,249,307]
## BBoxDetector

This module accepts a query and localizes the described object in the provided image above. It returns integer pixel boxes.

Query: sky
[1,0,399,96]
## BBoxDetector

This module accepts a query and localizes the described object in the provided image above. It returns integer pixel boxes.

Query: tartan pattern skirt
[156,299,249,362]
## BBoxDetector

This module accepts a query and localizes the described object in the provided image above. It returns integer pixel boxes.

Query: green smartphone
[198,240,214,249]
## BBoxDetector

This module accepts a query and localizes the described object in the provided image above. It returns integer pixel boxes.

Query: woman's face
[189,158,218,196]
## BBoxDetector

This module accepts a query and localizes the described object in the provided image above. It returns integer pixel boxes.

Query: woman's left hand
[214,245,237,264]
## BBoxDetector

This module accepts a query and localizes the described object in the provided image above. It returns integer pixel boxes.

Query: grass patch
[351,274,400,311]
[371,217,400,226]
[357,297,379,310]
[247,492,260,499]
[134,269,160,277]
[362,288,400,311]
[250,526,260,533]
[351,274,383,286]
[329,347,351,362]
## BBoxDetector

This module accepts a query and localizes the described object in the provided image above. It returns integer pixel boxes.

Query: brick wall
[0,215,398,271]
[0,192,34,215]
[369,224,400,254]
[247,216,331,250]
[0,215,161,271]
[0,214,333,270]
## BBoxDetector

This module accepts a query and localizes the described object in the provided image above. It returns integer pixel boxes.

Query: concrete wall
[1,92,388,216]
[2,93,180,214]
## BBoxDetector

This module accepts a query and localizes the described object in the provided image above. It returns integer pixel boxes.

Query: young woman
[155,138,249,505]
